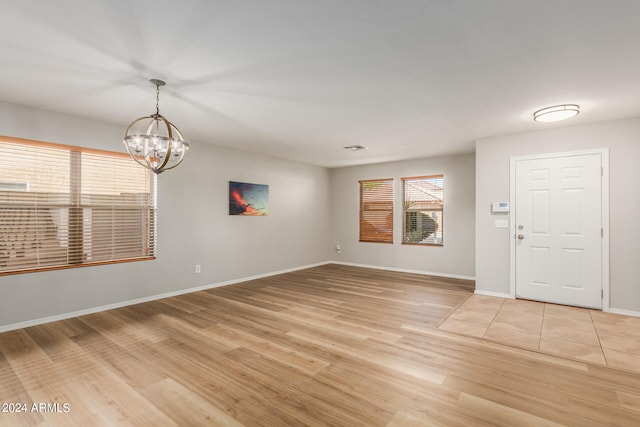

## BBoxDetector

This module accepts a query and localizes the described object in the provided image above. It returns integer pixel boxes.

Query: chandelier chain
[155,83,160,116]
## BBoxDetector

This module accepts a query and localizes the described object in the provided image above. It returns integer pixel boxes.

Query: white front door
[514,152,603,309]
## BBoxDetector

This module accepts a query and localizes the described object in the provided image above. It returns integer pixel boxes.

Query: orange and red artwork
[229,181,269,216]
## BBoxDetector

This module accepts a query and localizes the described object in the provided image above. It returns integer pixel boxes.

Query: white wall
[330,153,475,279]
[0,102,333,329]
[476,117,640,313]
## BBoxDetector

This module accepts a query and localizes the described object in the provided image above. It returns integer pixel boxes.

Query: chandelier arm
[154,116,173,171]
[156,149,186,171]
[124,116,156,169]
[155,122,188,172]
[167,121,184,140]
[137,115,173,172]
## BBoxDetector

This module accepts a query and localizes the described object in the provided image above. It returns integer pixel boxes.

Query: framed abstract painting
[229,181,269,216]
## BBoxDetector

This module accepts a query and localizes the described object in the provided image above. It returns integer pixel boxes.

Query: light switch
[495,219,509,228]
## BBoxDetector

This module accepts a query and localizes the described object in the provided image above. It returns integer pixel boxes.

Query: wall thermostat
[492,202,510,213]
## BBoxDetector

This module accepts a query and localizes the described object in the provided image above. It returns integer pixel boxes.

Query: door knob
[517,234,524,240]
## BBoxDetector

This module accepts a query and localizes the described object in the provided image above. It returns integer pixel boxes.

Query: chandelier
[124,79,189,174]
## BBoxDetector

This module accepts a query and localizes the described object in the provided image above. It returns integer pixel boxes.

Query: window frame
[402,174,444,246]
[0,135,156,276]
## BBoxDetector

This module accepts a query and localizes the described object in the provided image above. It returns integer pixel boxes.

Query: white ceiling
[1,1,639,168]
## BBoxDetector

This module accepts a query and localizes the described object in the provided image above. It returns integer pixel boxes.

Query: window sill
[0,256,156,276]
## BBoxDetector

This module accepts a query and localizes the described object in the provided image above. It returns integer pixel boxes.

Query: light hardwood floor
[1,264,639,426]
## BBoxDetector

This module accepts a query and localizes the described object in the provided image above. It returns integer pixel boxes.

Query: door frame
[509,148,610,311]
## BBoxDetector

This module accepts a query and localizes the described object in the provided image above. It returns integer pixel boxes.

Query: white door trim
[509,148,610,311]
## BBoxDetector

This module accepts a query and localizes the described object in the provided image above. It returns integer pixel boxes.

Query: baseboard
[330,261,475,281]
[0,261,331,333]
[474,289,512,299]
[607,307,640,318]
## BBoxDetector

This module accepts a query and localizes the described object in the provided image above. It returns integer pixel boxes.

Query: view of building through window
[402,175,444,245]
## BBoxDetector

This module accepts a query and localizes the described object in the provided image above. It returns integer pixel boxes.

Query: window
[402,175,443,245]
[0,136,156,275]
[359,178,393,243]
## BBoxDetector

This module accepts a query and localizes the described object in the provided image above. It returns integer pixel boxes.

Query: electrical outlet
[195,264,201,273]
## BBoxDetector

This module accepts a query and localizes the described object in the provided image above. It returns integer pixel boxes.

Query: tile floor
[437,295,640,373]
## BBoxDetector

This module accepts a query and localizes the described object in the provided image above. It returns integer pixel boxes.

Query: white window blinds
[0,136,156,275]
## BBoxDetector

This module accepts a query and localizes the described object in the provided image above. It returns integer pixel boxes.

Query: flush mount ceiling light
[124,79,189,174]
[344,145,368,151]
[533,104,580,123]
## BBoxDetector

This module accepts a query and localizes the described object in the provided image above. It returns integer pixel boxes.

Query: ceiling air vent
[343,145,367,151]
